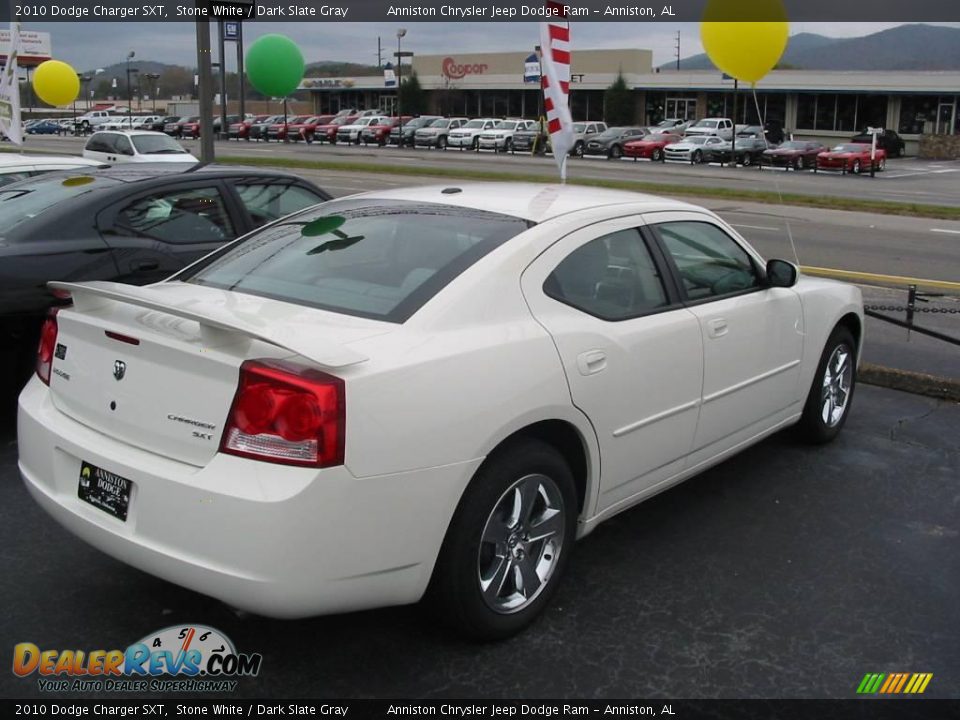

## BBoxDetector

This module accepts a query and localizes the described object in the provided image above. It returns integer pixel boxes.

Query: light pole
[396,28,406,142]
[144,73,161,113]
[125,51,136,123]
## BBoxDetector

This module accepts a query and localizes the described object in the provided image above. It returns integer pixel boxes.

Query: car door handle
[707,318,729,338]
[130,260,160,272]
[577,350,607,376]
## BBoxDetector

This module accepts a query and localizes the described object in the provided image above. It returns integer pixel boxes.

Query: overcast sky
[26,22,950,73]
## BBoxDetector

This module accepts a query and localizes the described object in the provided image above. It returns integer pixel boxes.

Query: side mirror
[766,259,798,288]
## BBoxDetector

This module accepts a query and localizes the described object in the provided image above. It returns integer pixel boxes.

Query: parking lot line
[801,266,960,291]
[930,228,960,235]
[731,223,781,232]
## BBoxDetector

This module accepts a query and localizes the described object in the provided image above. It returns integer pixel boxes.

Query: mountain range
[662,24,960,72]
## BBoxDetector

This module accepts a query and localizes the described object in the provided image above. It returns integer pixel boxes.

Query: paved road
[1,384,957,699]
[19,134,960,208]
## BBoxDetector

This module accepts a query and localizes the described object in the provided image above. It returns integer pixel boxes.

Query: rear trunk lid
[46,281,390,467]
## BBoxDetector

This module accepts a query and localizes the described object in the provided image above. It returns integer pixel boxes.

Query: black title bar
[3,0,960,22]
[3,699,959,719]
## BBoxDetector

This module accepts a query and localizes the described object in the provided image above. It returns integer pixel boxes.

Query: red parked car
[290,115,335,143]
[266,115,311,142]
[228,115,270,140]
[315,115,360,144]
[623,133,682,161]
[816,143,887,174]
[761,140,829,170]
[360,116,412,146]
[179,118,201,139]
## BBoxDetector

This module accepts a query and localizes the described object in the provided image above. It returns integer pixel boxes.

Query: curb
[860,363,960,402]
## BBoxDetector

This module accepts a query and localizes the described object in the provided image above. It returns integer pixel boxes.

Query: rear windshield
[131,134,190,155]
[181,199,533,323]
[0,175,117,232]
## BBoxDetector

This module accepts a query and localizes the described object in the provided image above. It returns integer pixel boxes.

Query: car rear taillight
[36,309,60,386]
[220,360,345,468]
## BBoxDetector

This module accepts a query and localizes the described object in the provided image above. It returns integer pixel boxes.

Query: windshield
[833,144,864,152]
[495,121,518,130]
[182,199,532,323]
[777,142,804,150]
[131,134,190,155]
[404,117,435,129]
[686,137,708,145]
[429,119,451,128]
[0,175,117,232]
[463,120,486,129]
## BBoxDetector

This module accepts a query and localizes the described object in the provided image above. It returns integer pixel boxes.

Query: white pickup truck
[74,110,120,132]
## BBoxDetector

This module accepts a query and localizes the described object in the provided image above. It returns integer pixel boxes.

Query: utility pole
[196,18,215,162]
[377,37,383,68]
[675,31,681,71]
[236,22,245,121]
[217,21,228,139]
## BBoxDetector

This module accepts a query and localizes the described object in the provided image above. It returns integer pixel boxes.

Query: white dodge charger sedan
[18,184,862,639]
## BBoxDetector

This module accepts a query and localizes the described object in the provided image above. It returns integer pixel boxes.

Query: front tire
[573,141,584,157]
[438,135,448,150]
[692,150,703,164]
[651,148,663,162]
[428,439,577,640]
[797,326,857,444]
[852,159,862,174]
[609,144,623,159]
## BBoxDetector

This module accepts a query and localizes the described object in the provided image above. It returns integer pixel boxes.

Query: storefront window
[796,94,815,130]
[899,95,939,135]
[815,94,838,131]
[836,95,858,132]
[857,95,888,131]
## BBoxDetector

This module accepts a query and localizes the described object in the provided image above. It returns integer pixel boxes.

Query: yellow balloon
[700,0,789,85]
[33,60,80,107]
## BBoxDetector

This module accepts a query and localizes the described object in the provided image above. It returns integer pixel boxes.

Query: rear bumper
[18,379,481,618]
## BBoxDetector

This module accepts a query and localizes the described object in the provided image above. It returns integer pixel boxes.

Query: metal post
[236,22,245,122]
[731,78,738,168]
[906,284,917,331]
[195,18,215,163]
[396,31,404,143]
[218,21,227,140]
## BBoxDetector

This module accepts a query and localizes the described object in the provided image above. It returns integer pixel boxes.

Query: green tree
[398,71,426,116]
[603,72,634,126]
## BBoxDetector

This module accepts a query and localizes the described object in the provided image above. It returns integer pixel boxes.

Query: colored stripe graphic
[857,673,932,694]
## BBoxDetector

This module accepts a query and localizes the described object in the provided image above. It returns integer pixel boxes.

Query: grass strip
[218,154,960,221]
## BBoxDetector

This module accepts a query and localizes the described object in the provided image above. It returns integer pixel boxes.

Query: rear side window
[182,200,532,323]
[544,229,669,321]
[234,182,328,226]
[114,186,236,244]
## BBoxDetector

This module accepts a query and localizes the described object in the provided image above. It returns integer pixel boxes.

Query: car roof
[59,162,307,182]
[0,154,106,169]
[90,129,171,137]
[352,183,702,223]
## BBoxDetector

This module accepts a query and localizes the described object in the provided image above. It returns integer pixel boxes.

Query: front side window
[115,186,235,244]
[181,200,531,323]
[544,229,669,321]
[653,221,759,301]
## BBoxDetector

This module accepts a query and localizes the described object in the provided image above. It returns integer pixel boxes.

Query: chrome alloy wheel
[477,473,565,614]
[821,344,853,427]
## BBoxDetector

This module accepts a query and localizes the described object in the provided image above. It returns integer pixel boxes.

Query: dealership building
[301,47,960,155]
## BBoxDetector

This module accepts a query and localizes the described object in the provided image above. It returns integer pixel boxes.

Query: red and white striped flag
[539,4,573,181]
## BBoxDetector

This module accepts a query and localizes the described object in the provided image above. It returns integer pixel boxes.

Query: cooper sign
[442,57,489,80]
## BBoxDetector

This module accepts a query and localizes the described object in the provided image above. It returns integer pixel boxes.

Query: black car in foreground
[0,164,330,385]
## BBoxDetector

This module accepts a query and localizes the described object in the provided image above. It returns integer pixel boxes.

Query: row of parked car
[215,109,905,174]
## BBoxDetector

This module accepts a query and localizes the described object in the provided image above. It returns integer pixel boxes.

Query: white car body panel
[83,130,198,164]
[18,183,863,619]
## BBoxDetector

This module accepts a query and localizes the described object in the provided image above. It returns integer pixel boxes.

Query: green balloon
[245,34,305,98]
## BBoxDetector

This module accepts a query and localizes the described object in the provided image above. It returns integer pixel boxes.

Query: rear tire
[573,141,584,157]
[692,150,703,164]
[609,144,623,159]
[852,159,862,175]
[797,326,857,444]
[428,439,577,640]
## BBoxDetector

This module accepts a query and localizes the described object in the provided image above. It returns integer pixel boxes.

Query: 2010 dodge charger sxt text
[17,184,863,639]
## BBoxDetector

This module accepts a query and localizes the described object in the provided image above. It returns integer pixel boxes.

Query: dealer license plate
[77,461,131,521]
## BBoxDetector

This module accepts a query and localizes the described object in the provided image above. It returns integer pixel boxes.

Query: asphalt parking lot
[1,382,957,699]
